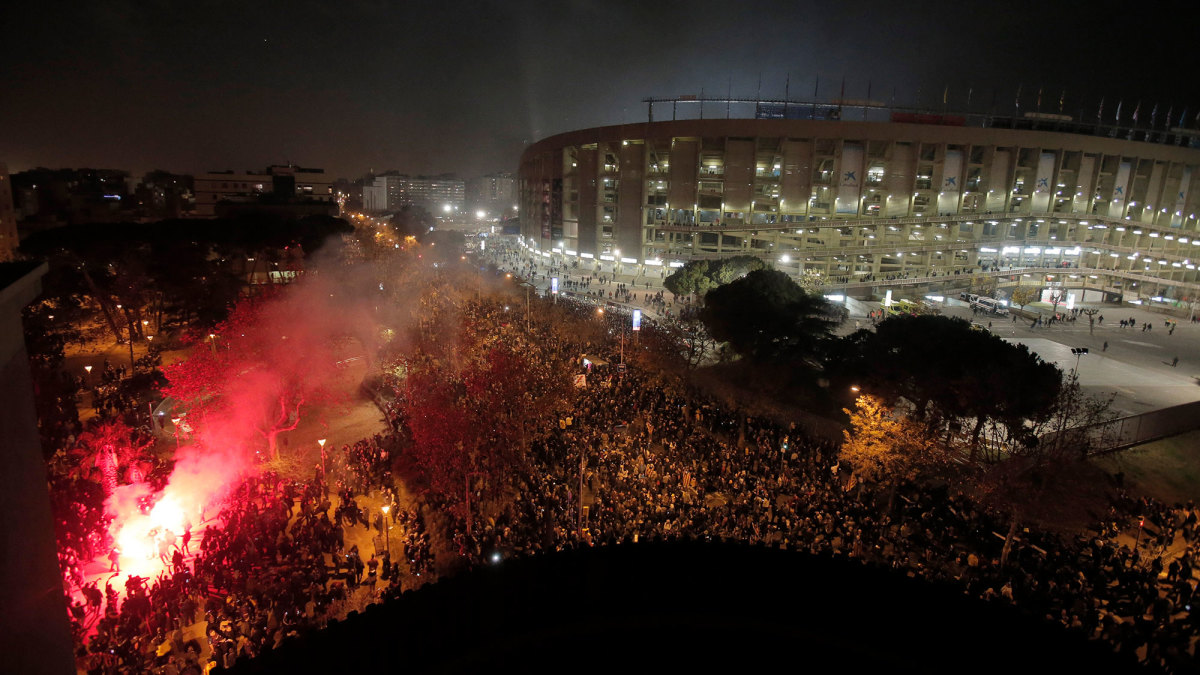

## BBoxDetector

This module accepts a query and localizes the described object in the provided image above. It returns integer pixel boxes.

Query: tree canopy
[162,285,357,459]
[834,315,1063,452]
[700,269,838,365]
[663,255,765,297]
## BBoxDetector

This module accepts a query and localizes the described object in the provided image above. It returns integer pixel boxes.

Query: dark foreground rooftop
[227,540,1133,673]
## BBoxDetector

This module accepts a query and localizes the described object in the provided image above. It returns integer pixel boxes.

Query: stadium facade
[518,109,1200,302]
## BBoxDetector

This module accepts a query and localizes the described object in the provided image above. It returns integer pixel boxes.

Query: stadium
[518,98,1200,307]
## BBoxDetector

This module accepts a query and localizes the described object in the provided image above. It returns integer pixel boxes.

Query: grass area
[1093,430,1200,506]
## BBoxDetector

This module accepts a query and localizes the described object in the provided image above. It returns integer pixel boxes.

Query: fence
[1045,399,1200,456]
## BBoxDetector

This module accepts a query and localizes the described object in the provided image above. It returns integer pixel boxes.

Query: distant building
[193,165,335,217]
[9,167,132,228]
[132,170,194,220]
[363,173,465,214]
[0,163,17,261]
[467,172,517,217]
[521,115,1200,299]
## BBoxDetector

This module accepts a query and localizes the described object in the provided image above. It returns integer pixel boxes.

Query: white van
[971,297,1008,316]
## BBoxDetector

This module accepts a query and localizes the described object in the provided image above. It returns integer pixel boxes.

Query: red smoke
[105,274,372,580]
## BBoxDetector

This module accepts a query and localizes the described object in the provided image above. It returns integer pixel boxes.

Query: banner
[1030,152,1056,212]
[1109,161,1131,218]
[836,142,864,214]
[937,149,962,214]
[1172,167,1192,228]
[551,277,558,294]
[632,309,642,331]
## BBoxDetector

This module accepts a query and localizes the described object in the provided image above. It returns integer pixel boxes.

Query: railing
[655,211,1190,235]
[825,267,1200,292]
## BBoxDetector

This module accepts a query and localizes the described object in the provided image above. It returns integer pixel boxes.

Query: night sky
[3,0,1197,180]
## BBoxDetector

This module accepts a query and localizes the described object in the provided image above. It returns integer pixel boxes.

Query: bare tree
[1079,307,1101,335]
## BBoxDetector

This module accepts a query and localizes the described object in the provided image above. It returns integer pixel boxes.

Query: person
[108,546,120,573]
[1102,341,1108,352]
[1172,356,1179,367]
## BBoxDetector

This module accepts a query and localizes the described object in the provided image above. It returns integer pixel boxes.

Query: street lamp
[317,438,327,478]
[84,365,93,383]
[208,333,217,356]
[380,505,391,556]
[1070,347,1089,377]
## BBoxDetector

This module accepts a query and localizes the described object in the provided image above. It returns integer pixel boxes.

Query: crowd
[474,245,1200,671]
[64,427,439,673]
[52,242,1200,672]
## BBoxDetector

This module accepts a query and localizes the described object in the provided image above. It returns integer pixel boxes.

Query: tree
[959,376,1117,566]
[969,274,998,298]
[1048,289,1065,315]
[839,394,944,512]
[163,286,352,460]
[708,255,764,285]
[795,271,829,296]
[402,334,573,516]
[1079,307,1101,335]
[75,419,155,496]
[663,260,713,298]
[701,269,838,365]
[835,315,1062,458]
[1009,286,1039,309]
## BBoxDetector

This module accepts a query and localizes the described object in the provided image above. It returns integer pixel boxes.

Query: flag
[1150,103,1158,128]
[1097,97,1104,122]
[967,87,973,108]
[1165,106,1173,130]
[1179,108,1188,128]
[1059,89,1066,113]
[1015,83,1022,110]
[1115,100,1122,122]
[1036,86,1043,110]
[943,84,948,105]
[1132,101,1141,124]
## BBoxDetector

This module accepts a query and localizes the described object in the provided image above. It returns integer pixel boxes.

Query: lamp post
[84,365,92,384]
[1070,347,1089,377]
[208,333,217,356]
[317,438,327,479]
[380,505,391,556]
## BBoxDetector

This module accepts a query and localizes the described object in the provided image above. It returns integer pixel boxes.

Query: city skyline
[4,0,1199,179]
